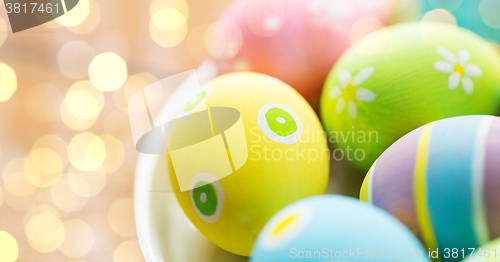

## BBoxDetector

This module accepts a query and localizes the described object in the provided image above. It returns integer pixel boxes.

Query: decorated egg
[251,195,428,261]
[463,238,500,262]
[360,115,500,261]
[166,72,329,256]
[419,0,500,45]
[207,0,395,107]
[320,22,500,172]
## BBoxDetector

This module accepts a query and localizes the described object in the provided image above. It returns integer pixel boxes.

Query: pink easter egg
[207,0,393,108]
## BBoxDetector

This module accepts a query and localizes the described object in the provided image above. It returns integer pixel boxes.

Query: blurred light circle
[245,0,285,37]
[58,219,94,258]
[3,158,38,197]
[50,177,88,213]
[421,9,457,25]
[56,0,90,27]
[152,8,186,31]
[114,240,144,262]
[28,135,68,188]
[205,21,243,60]
[0,17,7,48]
[149,9,188,47]
[107,198,135,237]
[60,99,98,130]
[25,213,64,249]
[27,240,62,253]
[89,52,128,92]
[24,162,63,189]
[30,148,63,174]
[99,135,125,173]
[24,205,61,228]
[67,80,105,110]
[66,172,89,197]
[24,83,62,122]
[67,0,100,35]
[3,189,39,211]
[23,157,43,188]
[0,63,17,103]
[60,80,104,130]
[480,0,500,29]
[67,132,106,172]
[0,231,18,262]
[428,0,463,11]
[58,40,95,79]
[349,16,385,44]
[66,90,100,120]
[67,166,107,197]
[150,0,188,18]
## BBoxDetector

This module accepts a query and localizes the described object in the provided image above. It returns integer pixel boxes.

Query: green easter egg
[320,22,500,172]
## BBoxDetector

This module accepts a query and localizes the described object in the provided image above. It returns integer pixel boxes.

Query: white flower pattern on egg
[329,66,377,119]
[434,46,483,95]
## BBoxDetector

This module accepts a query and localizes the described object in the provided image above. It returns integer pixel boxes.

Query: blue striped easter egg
[361,115,500,262]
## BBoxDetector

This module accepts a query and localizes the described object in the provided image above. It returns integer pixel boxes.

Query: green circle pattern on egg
[189,173,225,223]
[258,104,304,145]
[265,108,298,137]
[192,181,218,216]
[185,91,207,113]
[180,86,214,117]
[320,22,500,171]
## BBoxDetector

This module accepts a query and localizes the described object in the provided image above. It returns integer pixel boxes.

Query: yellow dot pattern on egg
[272,214,298,236]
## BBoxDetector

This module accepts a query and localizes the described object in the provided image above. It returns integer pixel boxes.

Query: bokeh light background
[0,0,498,261]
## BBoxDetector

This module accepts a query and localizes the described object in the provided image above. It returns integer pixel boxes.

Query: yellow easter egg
[166,72,329,256]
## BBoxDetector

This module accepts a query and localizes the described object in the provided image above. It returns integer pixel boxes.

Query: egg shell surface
[209,0,394,106]
[361,115,500,262]
[320,22,500,171]
[251,195,428,261]
[167,72,329,256]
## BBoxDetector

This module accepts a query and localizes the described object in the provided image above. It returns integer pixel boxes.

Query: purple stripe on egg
[372,125,425,240]
[484,118,500,240]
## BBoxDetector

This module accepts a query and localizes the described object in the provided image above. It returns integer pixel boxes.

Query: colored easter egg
[251,195,429,261]
[463,238,500,262]
[419,0,500,45]
[166,72,329,256]
[320,22,500,172]
[360,115,500,261]
[207,0,395,107]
